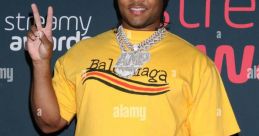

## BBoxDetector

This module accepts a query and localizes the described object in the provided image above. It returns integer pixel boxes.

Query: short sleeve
[52,58,76,123]
[187,60,240,136]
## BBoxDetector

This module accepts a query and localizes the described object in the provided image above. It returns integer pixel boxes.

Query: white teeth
[131,8,146,11]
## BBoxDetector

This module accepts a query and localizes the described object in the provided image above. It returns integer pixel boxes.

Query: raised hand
[27,3,53,62]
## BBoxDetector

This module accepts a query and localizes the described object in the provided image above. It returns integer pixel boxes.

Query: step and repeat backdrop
[0,0,258,135]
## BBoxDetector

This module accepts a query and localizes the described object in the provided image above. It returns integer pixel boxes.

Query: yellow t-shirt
[52,28,240,136]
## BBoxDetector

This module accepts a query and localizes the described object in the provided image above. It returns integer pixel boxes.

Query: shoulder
[54,29,116,77]
[164,31,217,76]
[166,31,212,64]
[165,31,202,56]
[79,29,115,44]
[60,29,115,59]
[72,29,115,50]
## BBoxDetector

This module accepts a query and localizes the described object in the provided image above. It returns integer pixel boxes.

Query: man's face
[118,0,164,30]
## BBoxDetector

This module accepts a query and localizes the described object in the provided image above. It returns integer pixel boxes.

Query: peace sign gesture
[27,3,53,63]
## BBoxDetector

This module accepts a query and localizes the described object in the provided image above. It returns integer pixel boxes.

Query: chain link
[116,25,166,52]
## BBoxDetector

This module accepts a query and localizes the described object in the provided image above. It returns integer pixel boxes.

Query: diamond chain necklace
[114,25,166,78]
[116,25,166,52]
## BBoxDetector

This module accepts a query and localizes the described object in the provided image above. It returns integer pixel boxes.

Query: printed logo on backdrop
[4,13,93,52]
[165,0,258,84]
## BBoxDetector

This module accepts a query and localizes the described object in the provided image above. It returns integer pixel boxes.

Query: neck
[121,21,161,31]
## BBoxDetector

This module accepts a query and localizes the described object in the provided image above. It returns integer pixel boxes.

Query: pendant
[115,51,150,78]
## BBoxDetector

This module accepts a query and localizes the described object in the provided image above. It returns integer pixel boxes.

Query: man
[27,0,240,136]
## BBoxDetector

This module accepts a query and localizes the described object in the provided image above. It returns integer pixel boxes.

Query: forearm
[30,60,64,133]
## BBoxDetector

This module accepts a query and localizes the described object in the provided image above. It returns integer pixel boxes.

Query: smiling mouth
[129,7,147,15]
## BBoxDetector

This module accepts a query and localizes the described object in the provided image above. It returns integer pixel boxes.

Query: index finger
[31,3,43,29]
